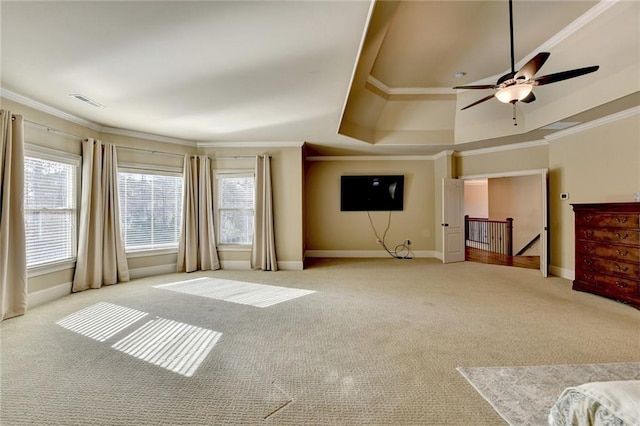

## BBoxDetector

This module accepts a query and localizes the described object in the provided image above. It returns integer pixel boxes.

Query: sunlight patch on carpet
[457,362,640,426]
[154,277,315,308]
[112,318,222,377]
[56,302,148,342]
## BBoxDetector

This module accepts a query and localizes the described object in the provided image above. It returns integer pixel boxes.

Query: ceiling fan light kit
[453,0,599,113]
[496,84,533,104]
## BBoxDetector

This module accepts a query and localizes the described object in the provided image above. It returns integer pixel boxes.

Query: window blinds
[118,172,183,251]
[24,156,77,267]
[217,174,254,245]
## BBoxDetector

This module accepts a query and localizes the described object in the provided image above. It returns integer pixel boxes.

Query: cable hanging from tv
[367,211,413,260]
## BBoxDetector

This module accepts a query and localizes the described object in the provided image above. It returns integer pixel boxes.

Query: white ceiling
[1,1,638,154]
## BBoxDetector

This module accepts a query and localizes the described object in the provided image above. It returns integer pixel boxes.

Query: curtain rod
[213,155,259,159]
[116,145,185,158]
[23,119,84,140]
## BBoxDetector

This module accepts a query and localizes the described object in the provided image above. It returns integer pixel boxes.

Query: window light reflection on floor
[112,318,222,377]
[56,302,222,377]
[55,302,148,342]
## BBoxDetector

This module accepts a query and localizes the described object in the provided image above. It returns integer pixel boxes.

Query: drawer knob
[584,230,594,237]
[614,264,629,272]
[584,245,595,252]
[584,273,595,281]
[583,259,594,265]
[615,217,629,224]
[616,249,629,257]
[615,233,629,240]
[584,216,594,222]
[615,281,628,289]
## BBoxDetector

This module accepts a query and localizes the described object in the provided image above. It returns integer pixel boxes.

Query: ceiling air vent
[541,121,581,130]
[69,94,104,108]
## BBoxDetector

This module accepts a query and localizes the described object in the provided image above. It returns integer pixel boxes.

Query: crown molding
[455,140,548,157]
[197,141,304,149]
[1,88,102,131]
[101,127,196,147]
[367,76,456,96]
[544,105,640,141]
[433,150,454,159]
[306,154,435,162]
[3,88,200,147]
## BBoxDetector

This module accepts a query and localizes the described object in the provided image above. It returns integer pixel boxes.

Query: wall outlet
[560,192,569,200]
[405,239,411,245]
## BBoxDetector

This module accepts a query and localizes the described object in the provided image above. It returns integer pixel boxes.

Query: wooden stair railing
[465,215,513,256]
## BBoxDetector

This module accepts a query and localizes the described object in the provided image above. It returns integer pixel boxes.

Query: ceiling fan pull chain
[512,103,518,126]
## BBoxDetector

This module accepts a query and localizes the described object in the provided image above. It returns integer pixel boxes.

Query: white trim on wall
[220,260,252,270]
[129,264,178,280]
[277,261,304,271]
[455,140,548,157]
[198,141,304,149]
[28,282,72,308]
[306,155,435,162]
[544,106,640,141]
[102,127,196,147]
[549,265,575,281]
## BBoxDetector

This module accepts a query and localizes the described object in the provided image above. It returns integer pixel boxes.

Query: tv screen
[341,175,404,211]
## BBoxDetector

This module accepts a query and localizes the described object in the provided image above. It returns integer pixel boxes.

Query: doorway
[460,169,548,276]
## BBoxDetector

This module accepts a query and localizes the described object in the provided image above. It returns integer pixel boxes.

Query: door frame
[459,168,549,277]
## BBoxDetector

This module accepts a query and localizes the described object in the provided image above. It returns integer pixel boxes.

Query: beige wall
[464,180,488,218]
[199,146,304,268]
[548,113,640,275]
[305,159,435,254]
[488,175,541,255]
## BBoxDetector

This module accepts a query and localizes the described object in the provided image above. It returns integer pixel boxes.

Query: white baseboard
[129,264,177,280]
[304,250,437,259]
[28,282,72,308]
[277,261,304,270]
[549,265,574,280]
[220,260,252,270]
[433,251,443,261]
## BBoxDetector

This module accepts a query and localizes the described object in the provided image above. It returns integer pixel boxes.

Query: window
[216,172,254,245]
[118,170,183,251]
[24,150,79,268]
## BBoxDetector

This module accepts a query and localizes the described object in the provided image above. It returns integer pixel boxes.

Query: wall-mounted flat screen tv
[341,175,404,211]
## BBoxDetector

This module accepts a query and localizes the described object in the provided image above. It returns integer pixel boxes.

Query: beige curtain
[177,155,220,272]
[0,111,27,320]
[73,139,129,292]
[251,155,277,271]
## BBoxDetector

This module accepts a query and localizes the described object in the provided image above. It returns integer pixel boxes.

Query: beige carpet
[2,258,639,425]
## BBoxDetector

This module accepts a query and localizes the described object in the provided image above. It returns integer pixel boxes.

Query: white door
[540,170,549,277]
[442,178,465,263]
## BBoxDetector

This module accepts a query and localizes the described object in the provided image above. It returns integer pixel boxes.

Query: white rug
[457,362,640,426]
[154,277,315,308]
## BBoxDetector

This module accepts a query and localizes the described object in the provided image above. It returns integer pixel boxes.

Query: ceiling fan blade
[533,65,600,86]
[515,52,551,81]
[521,92,536,103]
[453,84,497,90]
[460,94,496,110]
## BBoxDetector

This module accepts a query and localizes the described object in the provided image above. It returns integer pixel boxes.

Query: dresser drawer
[576,242,640,263]
[576,228,640,245]
[577,213,640,229]
[575,272,639,296]
[577,254,640,279]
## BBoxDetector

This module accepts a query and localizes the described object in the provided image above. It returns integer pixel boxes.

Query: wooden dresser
[572,203,640,309]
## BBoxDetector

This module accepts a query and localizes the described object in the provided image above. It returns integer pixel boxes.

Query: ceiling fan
[453,0,599,112]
